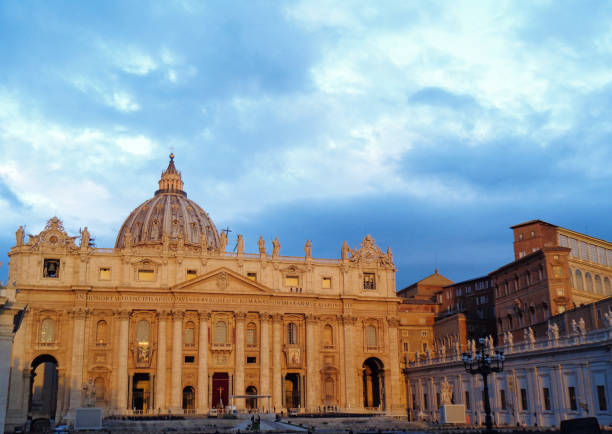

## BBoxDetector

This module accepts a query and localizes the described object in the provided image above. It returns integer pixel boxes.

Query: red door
[212,373,229,408]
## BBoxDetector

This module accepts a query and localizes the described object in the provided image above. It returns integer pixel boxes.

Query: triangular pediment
[171,267,273,294]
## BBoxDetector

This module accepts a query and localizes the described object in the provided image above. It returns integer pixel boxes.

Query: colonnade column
[68,308,87,414]
[155,311,168,411]
[234,312,246,409]
[387,318,401,414]
[197,311,210,413]
[259,314,271,406]
[170,310,184,412]
[272,314,283,410]
[342,315,356,409]
[306,314,319,411]
[116,310,130,413]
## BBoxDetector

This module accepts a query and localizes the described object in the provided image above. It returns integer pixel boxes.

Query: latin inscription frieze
[76,293,340,309]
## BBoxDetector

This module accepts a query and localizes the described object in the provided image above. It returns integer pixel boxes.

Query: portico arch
[29,354,59,427]
[362,357,384,410]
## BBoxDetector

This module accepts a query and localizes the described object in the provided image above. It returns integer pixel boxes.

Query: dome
[115,154,221,249]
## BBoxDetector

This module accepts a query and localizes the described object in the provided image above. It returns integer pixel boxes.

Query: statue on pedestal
[80,227,90,249]
[304,240,312,259]
[236,234,244,255]
[440,379,453,405]
[82,377,96,407]
[258,236,266,256]
[15,226,24,246]
[272,237,280,258]
[578,317,587,337]
[341,241,350,260]
[219,230,228,253]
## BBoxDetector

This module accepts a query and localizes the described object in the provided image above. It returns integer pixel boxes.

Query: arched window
[366,325,377,348]
[525,272,531,287]
[507,315,513,329]
[514,276,520,291]
[538,266,544,281]
[575,270,584,290]
[569,269,574,288]
[287,323,297,345]
[182,386,195,411]
[40,318,55,343]
[246,322,257,346]
[605,277,612,295]
[324,377,335,401]
[595,275,603,294]
[585,272,594,292]
[214,321,227,344]
[136,320,150,344]
[184,321,195,345]
[323,324,334,346]
[96,320,108,344]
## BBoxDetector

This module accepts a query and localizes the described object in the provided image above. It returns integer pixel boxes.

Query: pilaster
[170,310,184,412]
[234,312,246,409]
[272,313,283,410]
[197,311,210,413]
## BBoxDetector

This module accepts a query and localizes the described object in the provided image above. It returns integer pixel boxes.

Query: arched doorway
[246,386,257,410]
[182,386,195,413]
[284,373,301,409]
[29,354,59,427]
[362,357,384,409]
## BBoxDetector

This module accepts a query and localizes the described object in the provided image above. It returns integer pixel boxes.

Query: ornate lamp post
[462,338,505,432]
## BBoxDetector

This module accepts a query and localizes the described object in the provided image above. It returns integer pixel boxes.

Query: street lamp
[462,338,505,432]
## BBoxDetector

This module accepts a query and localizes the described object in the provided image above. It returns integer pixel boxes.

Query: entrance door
[284,373,301,409]
[212,373,229,409]
[246,386,257,410]
[132,373,151,413]
[362,358,384,409]
[183,386,195,413]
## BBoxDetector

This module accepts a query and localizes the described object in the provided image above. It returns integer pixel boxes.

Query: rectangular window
[186,269,197,280]
[184,355,195,363]
[590,245,598,263]
[500,389,507,410]
[247,272,257,282]
[570,239,579,257]
[363,273,376,290]
[99,267,111,280]
[543,387,551,410]
[520,388,528,411]
[321,277,332,289]
[436,392,440,408]
[580,241,589,260]
[285,275,299,287]
[598,385,607,411]
[43,259,60,278]
[423,393,428,410]
[598,247,606,265]
[247,356,257,364]
[559,234,568,247]
[412,393,416,410]
[465,391,470,410]
[608,249,612,267]
[246,328,256,346]
[568,386,577,411]
[138,269,155,281]
[184,328,194,345]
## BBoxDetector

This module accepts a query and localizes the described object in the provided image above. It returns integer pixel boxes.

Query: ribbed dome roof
[115,154,220,249]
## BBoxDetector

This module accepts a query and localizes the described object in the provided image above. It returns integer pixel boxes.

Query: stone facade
[4,156,414,431]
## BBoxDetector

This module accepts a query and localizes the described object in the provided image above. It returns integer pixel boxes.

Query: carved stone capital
[172,310,185,320]
[259,313,272,322]
[70,308,88,320]
[235,311,247,321]
[198,311,211,321]
[272,313,283,322]
[157,310,171,320]
[342,314,356,325]
[305,313,319,323]
[114,309,131,320]
[387,318,400,328]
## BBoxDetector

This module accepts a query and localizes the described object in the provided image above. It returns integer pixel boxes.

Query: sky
[1,0,612,289]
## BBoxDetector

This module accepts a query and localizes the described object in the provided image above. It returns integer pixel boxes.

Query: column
[234,312,246,410]
[155,311,168,411]
[387,318,402,415]
[170,310,184,412]
[272,314,283,410]
[259,314,271,405]
[68,309,87,414]
[342,315,356,409]
[305,314,319,411]
[197,311,210,413]
[116,310,130,413]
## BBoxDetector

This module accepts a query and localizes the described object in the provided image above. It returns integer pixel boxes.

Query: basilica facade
[5,155,422,430]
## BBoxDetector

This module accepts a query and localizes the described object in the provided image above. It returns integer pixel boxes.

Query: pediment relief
[280,264,306,274]
[172,267,273,294]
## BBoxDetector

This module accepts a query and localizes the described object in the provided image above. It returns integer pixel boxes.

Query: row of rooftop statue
[14,220,394,265]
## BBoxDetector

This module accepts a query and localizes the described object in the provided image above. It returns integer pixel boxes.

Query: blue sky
[1,1,612,288]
